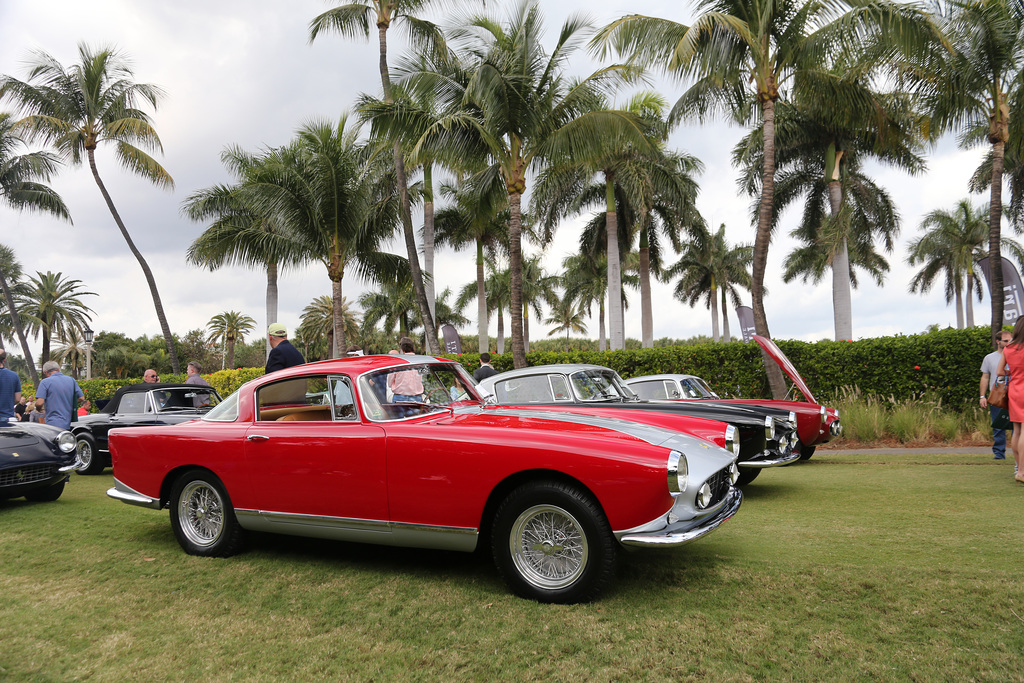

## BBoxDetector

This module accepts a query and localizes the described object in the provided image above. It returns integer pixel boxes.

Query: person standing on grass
[35,360,85,430]
[998,317,1024,482]
[980,330,1013,460]
[0,351,21,423]
[473,352,499,382]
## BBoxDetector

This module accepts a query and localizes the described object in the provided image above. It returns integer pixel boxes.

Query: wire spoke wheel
[177,480,225,547]
[509,504,588,590]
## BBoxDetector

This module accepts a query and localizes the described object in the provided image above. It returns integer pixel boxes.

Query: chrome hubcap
[178,481,224,547]
[510,504,587,590]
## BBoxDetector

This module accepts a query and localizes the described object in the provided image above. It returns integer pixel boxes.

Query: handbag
[989,378,1009,410]
[993,407,1012,431]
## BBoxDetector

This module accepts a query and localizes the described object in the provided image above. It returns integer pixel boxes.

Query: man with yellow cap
[265,323,305,374]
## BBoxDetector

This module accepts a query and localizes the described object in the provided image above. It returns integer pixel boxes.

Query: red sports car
[624,335,841,459]
[108,355,741,603]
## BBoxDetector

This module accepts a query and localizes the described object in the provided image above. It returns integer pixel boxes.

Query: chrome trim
[738,450,802,468]
[724,424,739,456]
[667,450,686,494]
[107,479,161,509]
[764,416,776,441]
[234,509,478,552]
[58,457,83,473]
[619,488,742,548]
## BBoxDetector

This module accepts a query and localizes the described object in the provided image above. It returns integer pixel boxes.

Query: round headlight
[724,424,739,456]
[696,483,713,509]
[764,416,777,441]
[56,431,77,454]
[729,462,740,485]
[667,450,688,494]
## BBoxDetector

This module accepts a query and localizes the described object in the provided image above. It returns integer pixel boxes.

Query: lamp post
[84,327,94,380]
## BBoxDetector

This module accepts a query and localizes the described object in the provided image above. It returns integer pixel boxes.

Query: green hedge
[61,327,993,410]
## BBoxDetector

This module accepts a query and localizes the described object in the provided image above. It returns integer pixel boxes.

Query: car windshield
[568,369,638,402]
[359,362,480,421]
[683,377,718,399]
[203,391,238,422]
[153,387,221,412]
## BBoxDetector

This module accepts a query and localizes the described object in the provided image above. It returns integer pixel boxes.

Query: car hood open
[752,334,816,404]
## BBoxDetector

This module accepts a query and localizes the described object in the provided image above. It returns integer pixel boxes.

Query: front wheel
[169,469,244,557]
[75,432,104,475]
[799,446,816,461]
[491,481,617,604]
[736,468,761,486]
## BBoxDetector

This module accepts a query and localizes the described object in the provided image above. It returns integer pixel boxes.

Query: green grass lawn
[2,451,1022,682]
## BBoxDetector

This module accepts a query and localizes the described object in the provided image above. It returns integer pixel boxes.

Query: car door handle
[247,434,269,441]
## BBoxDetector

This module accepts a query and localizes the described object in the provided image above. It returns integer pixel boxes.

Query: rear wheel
[75,433,104,475]
[24,480,66,502]
[491,481,617,604]
[170,469,244,557]
[736,468,761,486]
[799,446,816,461]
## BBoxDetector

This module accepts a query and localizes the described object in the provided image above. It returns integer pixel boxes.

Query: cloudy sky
[0,0,998,362]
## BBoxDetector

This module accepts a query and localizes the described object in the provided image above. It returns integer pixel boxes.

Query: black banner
[440,324,462,354]
[736,306,756,342]
[978,256,1024,325]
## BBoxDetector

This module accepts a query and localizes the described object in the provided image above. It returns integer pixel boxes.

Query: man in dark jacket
[265,323,305,374]
[473,352,499,382]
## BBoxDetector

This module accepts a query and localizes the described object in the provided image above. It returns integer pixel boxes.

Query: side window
[631,381,668,400]
[666,380,683,399]
[331,377,357,421]
[257,376,333,422]
[550,375,572,401]
[118,393,146,414]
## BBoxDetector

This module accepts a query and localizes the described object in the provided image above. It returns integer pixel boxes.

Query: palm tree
[19,271,95,365]
[51,326,88,379]
[545,297,588,352]
[183,145,309,359]
[360,280,418,340]
[206,311,256,370]
[520,255,559,354]
[906,200,1019,328]
[432,179,509,352]
[915,0,1024,339]
[235,116,406,358]
[457,260,512,355]
[670,224,753,343]
[0,112,70,384]
[309,0,446,354]
[561,252,610,351]
[1,44,181,372]
[296,294,360,361]
[594,0,940,395]
[386,1,650,367]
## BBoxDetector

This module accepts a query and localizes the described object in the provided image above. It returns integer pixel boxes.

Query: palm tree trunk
[827,178,854,341]
[966,270,975,328]
[523,306,530,354]
[955,278,964,329]
[87,149,181,373]
[710,280,720,343]
[496,305,505,355]
[753,99,788,399]
[605,175,624,351]
[639,227,653,348]
[377,23,439,355]
[331,277,346,358]
[476,240,487,352]
[266,260,278,360]
[989,138,1005,343]
[0,265,38,384]
[509,192,526,368]
[599,298,607,352]
[721,286,731,343]
[423,163,436,328]
[227,337,236,369]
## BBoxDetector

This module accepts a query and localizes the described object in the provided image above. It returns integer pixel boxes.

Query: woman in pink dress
[998,317,1024,482]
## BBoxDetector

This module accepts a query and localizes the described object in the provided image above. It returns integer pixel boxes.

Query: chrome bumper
[58,456,83,473]
[738,449,802,468]
[106,478,162,510]
[619,488,742,548]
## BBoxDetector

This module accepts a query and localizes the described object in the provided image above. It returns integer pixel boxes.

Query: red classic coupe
[624,335,842,459]
[108,355,742,603]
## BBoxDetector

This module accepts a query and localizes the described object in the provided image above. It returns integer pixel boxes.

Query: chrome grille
[704,468,732,509]
[0,464,58,487]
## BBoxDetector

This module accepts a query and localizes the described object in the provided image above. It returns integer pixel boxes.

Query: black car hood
[512,399,771,428]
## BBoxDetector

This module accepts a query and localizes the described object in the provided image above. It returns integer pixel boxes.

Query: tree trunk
[598,297,607,351]
[827,178,853,341]
[721,286,731,343]
[266,259,278,360]
[476,239,487,352]
[710,279,720,343]
[0,265,38,384]
[989,138,1005,343]
[639,227,653,348]
[753,99,788,399]
[523,305,530,354]
[332,277,346,358]
[378,23,439,354]
[955,278,964,329]
[496,305,505,355]
[87,149,180,373]
[423,164,436,326]
[509,192,526,368]
[966,270,975,328]
[227,337,235,369]
[605,175,624,351]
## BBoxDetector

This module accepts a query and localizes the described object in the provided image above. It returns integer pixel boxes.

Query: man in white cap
[265,323,305,374]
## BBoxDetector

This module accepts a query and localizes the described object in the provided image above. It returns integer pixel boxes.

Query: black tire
[799,445,816,461]
[736,468,761,486]
[24,480,66,502]
[169,469,244,557]
[75,432,104,475]
[491,481,617,604]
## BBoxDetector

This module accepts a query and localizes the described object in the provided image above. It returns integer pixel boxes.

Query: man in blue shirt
[265,323,305,374]
[0,351,22,422]
[35,360,84,430]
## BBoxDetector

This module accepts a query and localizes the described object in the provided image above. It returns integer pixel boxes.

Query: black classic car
[476,364,801,486]
[1,420,80,502]
[73,383,221,475]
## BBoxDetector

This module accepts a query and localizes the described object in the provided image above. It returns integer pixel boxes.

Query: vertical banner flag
[736,306,757,342]
[440,324,462,354]
[978,256,1024,325]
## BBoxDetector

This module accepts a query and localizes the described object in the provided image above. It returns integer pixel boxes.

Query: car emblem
[12,452,18,457]
[16,469,25,481]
